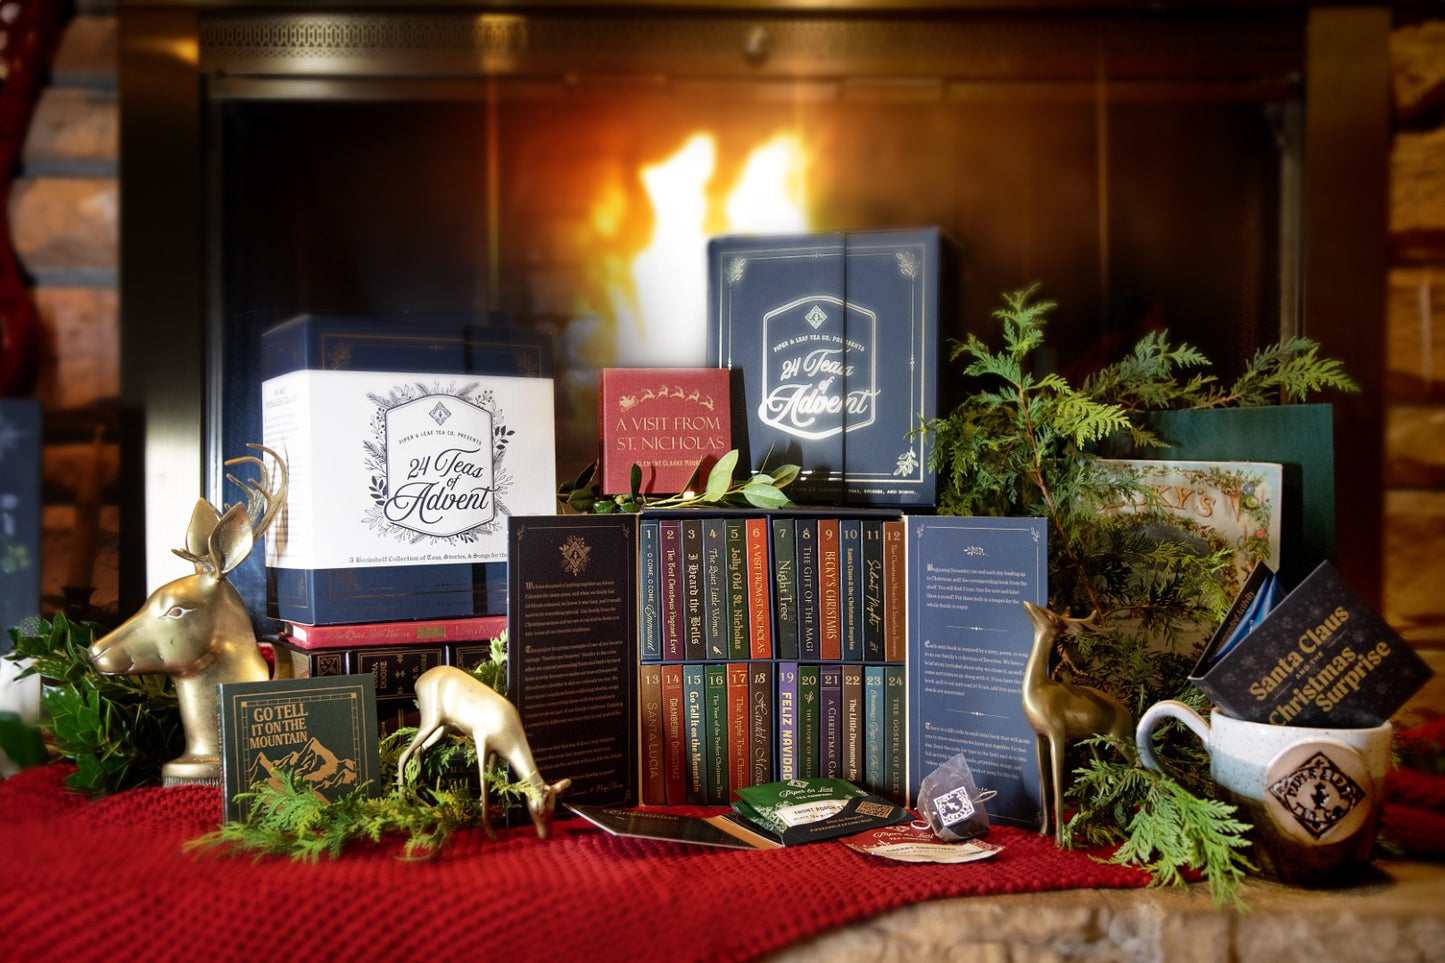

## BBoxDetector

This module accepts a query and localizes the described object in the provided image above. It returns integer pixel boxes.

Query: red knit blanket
[0,764,1148,961]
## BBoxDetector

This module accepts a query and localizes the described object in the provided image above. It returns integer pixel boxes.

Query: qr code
[856,800,895,819]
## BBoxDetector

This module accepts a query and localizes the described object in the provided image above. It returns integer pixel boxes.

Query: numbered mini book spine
[639,663,667,804]
[727,662,751,794]
[884,665,907,804]
[725,518,750,661]
[705,663,729,804]
[864,666,886,794]
[749,661,775,786]
[660,520,684,661]
[703,519,729,659]
[841,663,865,782]
[777,662,799,781]
[683,663,709,804]
[819,663,843,779]
[817,518,842,661]
[797,663,821,779]
[883,520,906,663]
[681,520,707,661]
[771,519,799,659]
[839,519,863,662]
[746,517,774,659]
[861,521,885,662]
[661,663,688,804]
[638,520,662,662]
[796,520,820,660]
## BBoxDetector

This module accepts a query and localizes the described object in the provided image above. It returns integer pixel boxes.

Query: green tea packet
[731,777,909,845]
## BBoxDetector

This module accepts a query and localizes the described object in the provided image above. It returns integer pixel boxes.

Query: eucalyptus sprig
[3,615,182,794]
[560,449,798,514]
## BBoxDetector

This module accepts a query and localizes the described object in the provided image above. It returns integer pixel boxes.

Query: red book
[639,664,667,804]
[817,518,842,661]
[727,662,751,794]
[285,614,506,649]
[597,368,732,496]
[660,663,688,804]
[882,520,906,663]
[745,516,773,658]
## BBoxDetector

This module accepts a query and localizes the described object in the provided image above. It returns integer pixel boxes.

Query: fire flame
[612,132,809,366]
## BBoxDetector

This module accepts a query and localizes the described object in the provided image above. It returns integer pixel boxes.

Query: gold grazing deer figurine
[1021,601,1134,845]
[89,445,286,787]
[396,665,571,840]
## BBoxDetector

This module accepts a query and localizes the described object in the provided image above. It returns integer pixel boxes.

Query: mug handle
[1135,700,1211,772]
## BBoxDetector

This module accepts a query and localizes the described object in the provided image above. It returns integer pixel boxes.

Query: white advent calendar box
[261,335,555,625]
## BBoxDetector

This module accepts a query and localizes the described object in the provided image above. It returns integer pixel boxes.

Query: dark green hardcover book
[864,666,885,794]
[218,673,381,822]
[884,665,907,804]
[839,520,864,661]
[749,661,775,786]
[350,645,446,699]
[271,637,347,680]
[725,518,750,660]
[771,518,799,659]
[796,519,820,660]
[841,663,865,782]
[683,663,709,804]
[705,663,729,803]
[861,521,886,662]
[703,519,729,659]
[639,519,662,662]
[681,520,707,660]
[797,663,821,779]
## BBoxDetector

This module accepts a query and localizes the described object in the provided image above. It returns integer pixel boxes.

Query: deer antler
[223,443,288,539]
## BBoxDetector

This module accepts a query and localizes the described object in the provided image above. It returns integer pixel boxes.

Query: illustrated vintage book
[905,515,1048,826]
[1191,560,1434,728]
[507,514,638,807]
[218,674,381,822]
[261,315,554,625]
[596,367,731,495]
[707,229,951,508]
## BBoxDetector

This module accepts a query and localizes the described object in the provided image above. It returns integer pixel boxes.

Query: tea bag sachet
[917,750,994,842]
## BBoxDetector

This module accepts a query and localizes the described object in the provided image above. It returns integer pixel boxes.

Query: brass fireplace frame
[116,2,1391,609]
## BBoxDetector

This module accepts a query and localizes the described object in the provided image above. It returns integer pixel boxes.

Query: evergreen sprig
[560,449,798,514]
[3,615,183,794]
[189,637,536,860]
[1065,736,1255,909]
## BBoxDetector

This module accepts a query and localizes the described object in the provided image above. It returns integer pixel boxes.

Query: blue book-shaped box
[260,314,553,626]
[905,515,1048,827]
[706,230,952,508]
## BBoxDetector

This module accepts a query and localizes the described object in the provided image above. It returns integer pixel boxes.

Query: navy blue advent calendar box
[707,229,954,508]
[260,315,555,626]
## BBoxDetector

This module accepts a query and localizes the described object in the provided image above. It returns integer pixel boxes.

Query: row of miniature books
[638,661,907,807]
[639,513,906,663]
[269,614,507,734]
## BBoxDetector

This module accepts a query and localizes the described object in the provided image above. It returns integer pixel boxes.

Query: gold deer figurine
[396,665,571,840]
[89,445,287,787]
[1021,601,1134,845]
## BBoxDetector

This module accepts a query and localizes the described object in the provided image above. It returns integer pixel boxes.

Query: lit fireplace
[117,5,1389,617]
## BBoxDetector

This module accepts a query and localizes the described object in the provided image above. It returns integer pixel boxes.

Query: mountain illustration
[248,737,360,796]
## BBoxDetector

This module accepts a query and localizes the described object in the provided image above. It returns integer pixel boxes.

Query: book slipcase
[635,509,908,806]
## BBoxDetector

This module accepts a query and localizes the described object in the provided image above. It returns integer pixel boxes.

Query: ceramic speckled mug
[1136,700,1392,885]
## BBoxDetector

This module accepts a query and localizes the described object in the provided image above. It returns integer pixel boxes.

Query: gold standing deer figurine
[396,665,571,840]
[89,444,287,787]
[1021,601,1134,845]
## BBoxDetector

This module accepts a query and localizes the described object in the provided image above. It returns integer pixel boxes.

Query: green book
[218,673,380,823]
[797,663,821,779]
[725,518,750,661]
[683,663,709,804]
[705,663,729,804]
